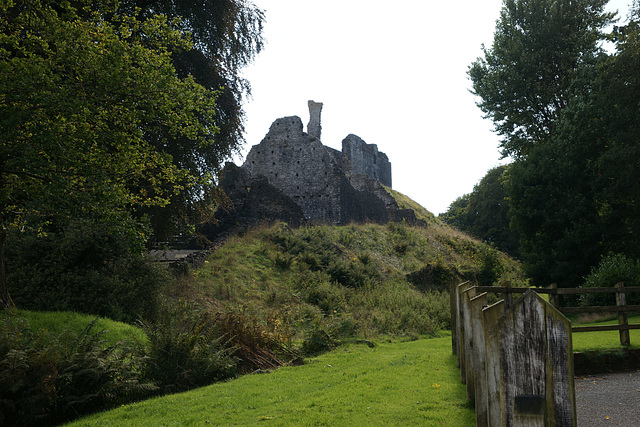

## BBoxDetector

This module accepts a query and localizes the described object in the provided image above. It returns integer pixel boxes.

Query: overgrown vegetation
[6,220,168,323]
[0,311,155,426]
[454,1,640,289]
[0,215,525,426]
[170,222,526,344]
[580,253,640,307]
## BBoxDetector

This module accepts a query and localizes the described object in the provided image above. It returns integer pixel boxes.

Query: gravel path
[575,370,640,426]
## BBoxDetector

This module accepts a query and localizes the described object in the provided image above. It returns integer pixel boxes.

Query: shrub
[139,302,238,393]
[301,317,358,356]
[0,314,154,426]
[6,220,167,323]
[581,253,640,307]
[476,247,505,286]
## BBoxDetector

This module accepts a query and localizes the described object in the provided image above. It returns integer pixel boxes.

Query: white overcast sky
[238,0,632,215]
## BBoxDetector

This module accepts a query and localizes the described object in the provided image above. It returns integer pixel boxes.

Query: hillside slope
[170,203,526,346]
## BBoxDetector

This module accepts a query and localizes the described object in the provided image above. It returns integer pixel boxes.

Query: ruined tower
[307,100,323,140]
[240,101,406,225]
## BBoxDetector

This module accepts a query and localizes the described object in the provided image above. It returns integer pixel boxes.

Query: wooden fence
[451,281,640,426]
[452,282,575,426]
[474,282,640,345]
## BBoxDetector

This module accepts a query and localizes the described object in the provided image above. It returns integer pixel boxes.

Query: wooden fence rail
[452,282,575,426]
[452,281,640,425]
[474,282,640,346]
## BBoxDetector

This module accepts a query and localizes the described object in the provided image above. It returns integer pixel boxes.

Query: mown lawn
[572,314,640,351]
[68,335,474,426]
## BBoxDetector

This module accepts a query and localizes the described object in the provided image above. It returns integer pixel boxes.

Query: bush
[6,220,167,323]
[301,317,358,356]
[476,247,505,286]
[581,253,640,306]
[0,314,154,426]
[139,302,238,393]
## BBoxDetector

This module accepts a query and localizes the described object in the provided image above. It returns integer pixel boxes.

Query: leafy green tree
[0,0,221,308]
[507,4,640,287]
[440,166,520,257]
[118,0,265,240]
[468,0,614,158]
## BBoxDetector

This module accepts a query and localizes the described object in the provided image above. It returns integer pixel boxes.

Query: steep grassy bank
[167,221,526,347]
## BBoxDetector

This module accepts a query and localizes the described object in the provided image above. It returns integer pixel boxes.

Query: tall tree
[468,0,614,159]
[118,0,265,240]
[507,3,640,287]
[0,0,221,308]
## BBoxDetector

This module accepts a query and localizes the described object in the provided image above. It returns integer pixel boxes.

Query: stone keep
[242,102,397,224]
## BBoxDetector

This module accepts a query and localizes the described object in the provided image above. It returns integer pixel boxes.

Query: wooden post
[450,282,459,355]
[548,283,559,308]
[456,282,472,374]
[483,300,506,427]
[616,282,630,346]
[462,287,477,395]
[470,292,489,426]
[504,281,513,308]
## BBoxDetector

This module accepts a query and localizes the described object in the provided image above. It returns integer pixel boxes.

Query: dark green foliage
[118,0,266,240]
[440,165,520,257]
[468,1,640,288]
[6,220,167,323]
[0,315,155,426]
[581,253,640,307]
[406,263,459,291]
[267,226,380,288]
[301,318,358,356]
[140,302,238,393]
[476,247,505,286]
[469,0,613,158]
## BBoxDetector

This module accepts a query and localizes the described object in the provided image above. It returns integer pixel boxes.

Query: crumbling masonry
[210,101,420,235]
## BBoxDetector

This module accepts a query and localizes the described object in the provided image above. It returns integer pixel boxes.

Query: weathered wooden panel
[469,292,488,426]
[545,305,576,426]
[494,290,576,427]
[483,300,506,427]
[462,287,477,395]
[456,282,473,381]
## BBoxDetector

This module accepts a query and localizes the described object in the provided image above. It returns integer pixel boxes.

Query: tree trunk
[0,226,13,309]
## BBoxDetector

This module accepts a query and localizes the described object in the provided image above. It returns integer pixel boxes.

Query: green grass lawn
[68,335,474,427]
[571,314,640,351]
[6,309,149,348]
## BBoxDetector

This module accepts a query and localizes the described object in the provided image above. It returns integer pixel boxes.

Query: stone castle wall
[237,102,413,226]
[243,116,346,223]
[342,134,392,187]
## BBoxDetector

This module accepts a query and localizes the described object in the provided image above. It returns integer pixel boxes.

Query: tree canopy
[0,0,263,307]
[118,0,265,239]
[463,0,640,288]
[468,0,614,159]
[440,165,520,258]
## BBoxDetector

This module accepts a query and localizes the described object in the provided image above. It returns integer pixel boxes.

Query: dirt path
[575,370,640,426]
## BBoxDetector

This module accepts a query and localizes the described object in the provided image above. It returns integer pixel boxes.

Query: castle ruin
[208,101,420,236]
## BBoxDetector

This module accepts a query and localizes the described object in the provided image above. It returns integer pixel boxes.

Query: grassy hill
[167,211,527,348]
[0,193,526,425]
